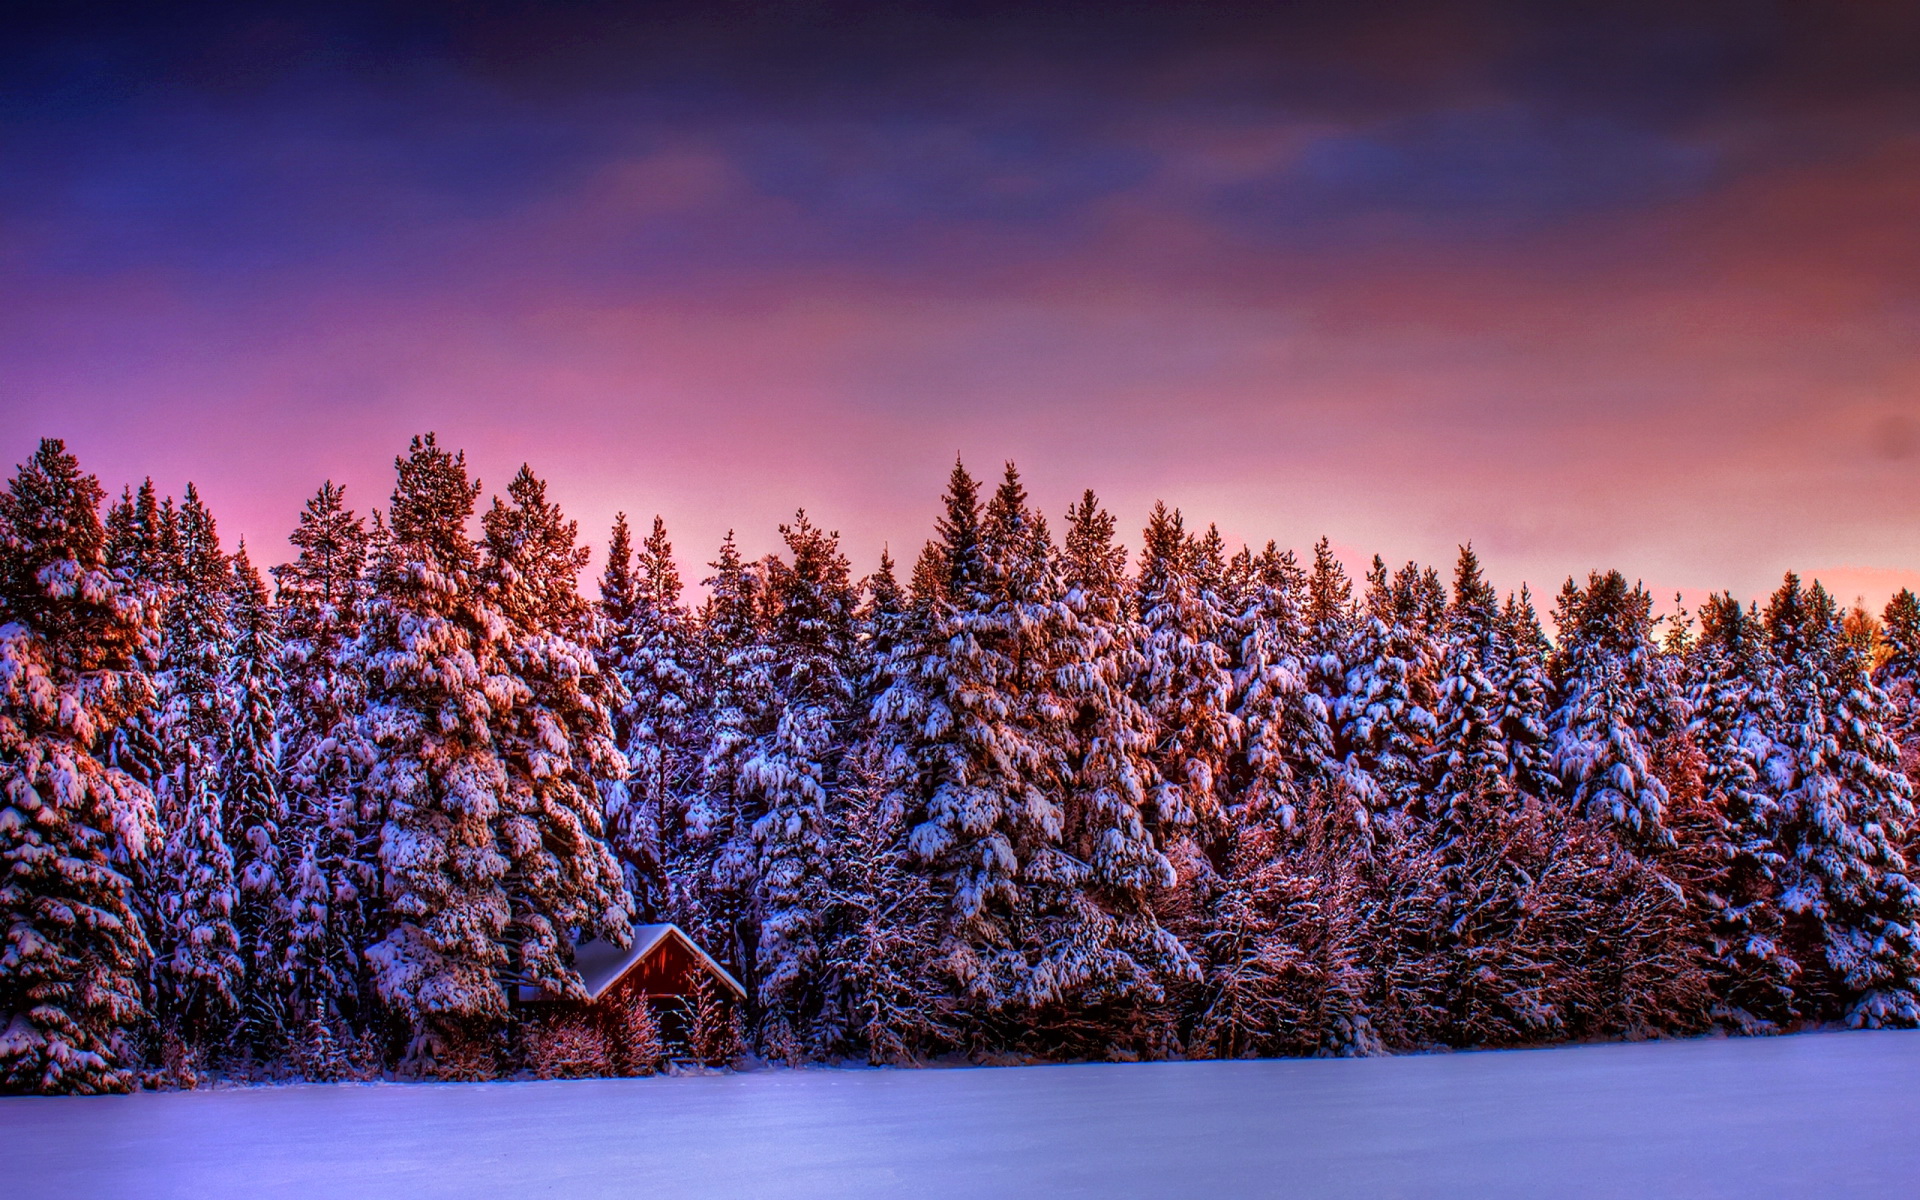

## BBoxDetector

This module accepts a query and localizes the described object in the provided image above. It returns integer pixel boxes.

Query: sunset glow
[7,2,1920,606]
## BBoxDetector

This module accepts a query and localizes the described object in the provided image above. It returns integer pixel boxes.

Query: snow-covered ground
[4,1031,1918,1199]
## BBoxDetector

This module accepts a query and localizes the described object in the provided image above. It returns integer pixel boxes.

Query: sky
[5,0,1920,613]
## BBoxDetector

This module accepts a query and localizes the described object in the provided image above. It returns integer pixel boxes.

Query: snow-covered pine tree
[819,743,952,1062]
[690,530,777,998]
[1765,574,1920,1026]
[477,465,632,1023]
[1059,491,1169,906]
[1496,587,1556,800]
[877,461,1056,1018]
[157,484,236,826]
[154,772,242,1062]
[1428,546,1510,831]
[854,548,906,705]
[272,481,374,1061]
[99,481,170,867]
[1548,571,1682,855]
[1227,542,1324,834]
[224,542,289,1059]
[1009,485,1189,1052]
[811,548,953,1061]
[600,515,702,925]
[1302,538,1384,820]
[1685,592,1795,1028]
[1193,542,1341,1059]
[1134,502,1240,840]
[361,439,631,1074]
[745,512,857,1049]
[0,440,162,1094]
[1876,589,1920,780]
[1341,557,1440,824]
[357,435,505,1071]
[151,483,243,1059]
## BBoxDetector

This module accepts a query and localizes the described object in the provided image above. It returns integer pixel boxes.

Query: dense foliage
[6,436,1920,1091]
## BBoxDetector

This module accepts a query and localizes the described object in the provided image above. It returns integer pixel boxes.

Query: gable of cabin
[605,933,720,1002]
[521,924,745,1007]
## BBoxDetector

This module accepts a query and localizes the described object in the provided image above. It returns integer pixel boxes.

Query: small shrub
[526,1012,612,1080]
[609,994,667,1077]
[687,976,741,1067]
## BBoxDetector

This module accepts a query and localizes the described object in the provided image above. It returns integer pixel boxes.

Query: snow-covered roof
[571,923,746,1002]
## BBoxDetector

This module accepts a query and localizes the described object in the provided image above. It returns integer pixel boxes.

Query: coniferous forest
[8,433,1920,1095]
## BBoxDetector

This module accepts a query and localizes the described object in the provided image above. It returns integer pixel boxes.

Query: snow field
[4,1030,1919,1200]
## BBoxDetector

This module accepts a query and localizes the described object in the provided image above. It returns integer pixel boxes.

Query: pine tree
[0,441,163,1094]
[1549,571,1682,854]
[272,481,374,1057]
[478,465,632,1018]
[1019,486,1189,1046]
[1302,538,1379,817]
[1876,589,1920,774]
[360,440,630,1073]
[601,515,702,925]
[1342,557,1440,823]
[1496,588,1556,800]
[1134,503,1239,839]
[100,482,170,892]
[1060,492,1171,903]
[879,461,1054,1015]
[690,530,777,996]
[1766,574,1920,1026]
[152,484,243,1057]
[157,484,236,827]
[745,512,857,1046]
[358,435,503,1069]
[1429,546,1510,831]
[820,748,952,1062]
[1686,593,1794,1028]
[154,777,242,1058]
[224,543,289,1057]
[1227,542,1324,834]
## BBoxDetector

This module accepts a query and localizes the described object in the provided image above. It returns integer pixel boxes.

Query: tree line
[3,434,1918,1094]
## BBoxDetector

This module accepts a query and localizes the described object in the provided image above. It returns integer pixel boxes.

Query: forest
[4,433,1919,1095]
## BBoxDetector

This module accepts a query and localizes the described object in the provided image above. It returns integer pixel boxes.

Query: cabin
[520,923,746,1021]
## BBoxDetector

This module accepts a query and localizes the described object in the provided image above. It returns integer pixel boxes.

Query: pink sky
[6,3,1920,616]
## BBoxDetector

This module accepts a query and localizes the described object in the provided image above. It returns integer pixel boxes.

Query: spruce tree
[1060,492,1171,901]
[690,530,777,994]
[1134,503,1239,838]
[880,461,1052,1015]
[478,465,632,1019]
[1686,593,1794,1027]
[154,778,242,1060]
[0,440,163,1094]
[224,543,289,1057]
[1876,588,1920,766]
[819,748,951,1062]
[1549,571,1682,854]
[1429,546,1509,830]
[358,435,502,1069]
[1496,587,1556,800]
[1342,557,1440,823]
[746,512,857,1048]
[1766,574,1920,1026]
[601,515,702,925]
[272,481,373,1058]
[360,440,630,1073]
[1017,482,1188,1043]
[152,483,243,1057]
[1227,542,1324,834]
[1302,538,1379,817]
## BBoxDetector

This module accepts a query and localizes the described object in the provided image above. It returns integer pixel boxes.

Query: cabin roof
[573,923,746,1002]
